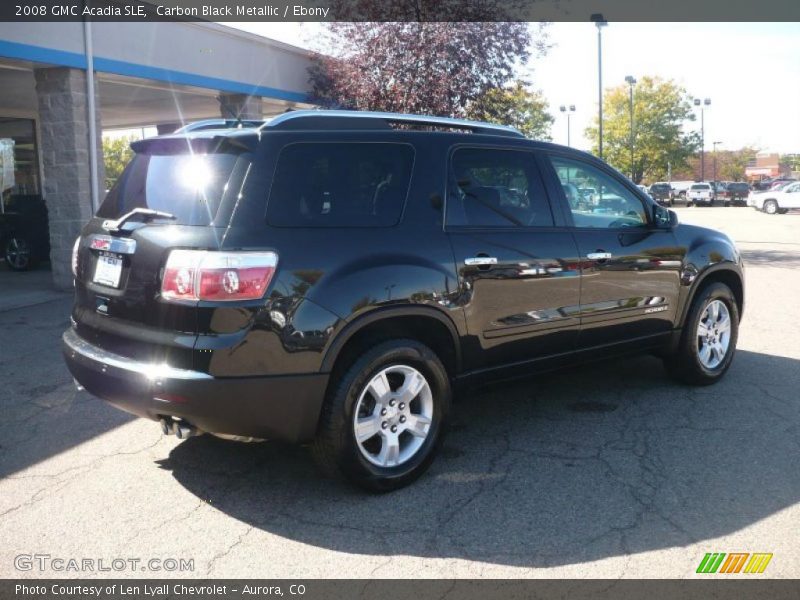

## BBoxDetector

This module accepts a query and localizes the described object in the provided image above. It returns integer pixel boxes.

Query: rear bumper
[62,328,328,443]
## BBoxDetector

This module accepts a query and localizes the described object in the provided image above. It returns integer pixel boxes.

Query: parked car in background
[748,180,800,214]
[0,195,50,271]
[648,183,674,206]
[687,183,715,206]
[711,182,730,206]
[62,111,745,490]
[726,182,751,206]
[670,181,695,203]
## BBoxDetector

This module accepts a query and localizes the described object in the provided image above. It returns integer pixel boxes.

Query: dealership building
[0,21,314,288]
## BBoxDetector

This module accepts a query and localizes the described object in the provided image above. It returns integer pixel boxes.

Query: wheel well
[697,269,744,317]
[326,315,459,384]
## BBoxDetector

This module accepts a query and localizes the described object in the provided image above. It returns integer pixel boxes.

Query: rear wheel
[763,199,778,214]
[664,282,739,385]
[311,339,450,492]
[4,236,35,271]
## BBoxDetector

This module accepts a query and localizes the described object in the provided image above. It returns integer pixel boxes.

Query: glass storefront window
[0,117,40,213]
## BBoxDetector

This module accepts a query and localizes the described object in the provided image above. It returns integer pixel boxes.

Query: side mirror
[653,204,678,228]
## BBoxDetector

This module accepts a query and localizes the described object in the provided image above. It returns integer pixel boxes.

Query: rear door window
[446,147,554,228]
[266,142,414,227]
[97,151,250,226]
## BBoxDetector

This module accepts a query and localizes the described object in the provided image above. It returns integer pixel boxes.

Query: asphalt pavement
[1,207,799,578]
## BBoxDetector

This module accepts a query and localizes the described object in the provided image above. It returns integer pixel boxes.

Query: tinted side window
[548,156,648,229]
[267,143,414,228]
[447,148,553,228]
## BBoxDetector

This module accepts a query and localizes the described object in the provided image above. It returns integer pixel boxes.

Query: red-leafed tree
[308,10,548,118]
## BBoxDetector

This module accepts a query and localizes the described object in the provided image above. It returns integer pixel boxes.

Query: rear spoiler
[130,134,257,155]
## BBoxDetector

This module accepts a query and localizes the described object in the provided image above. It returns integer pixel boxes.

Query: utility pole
[592,14,608,159]
[625,76,637,181]
[694,97,711,181]
[560,105,576,147]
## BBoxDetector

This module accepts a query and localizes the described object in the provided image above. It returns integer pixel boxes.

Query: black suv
[63,111,744,491]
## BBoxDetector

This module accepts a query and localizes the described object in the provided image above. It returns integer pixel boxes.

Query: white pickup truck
[686,182,715,206]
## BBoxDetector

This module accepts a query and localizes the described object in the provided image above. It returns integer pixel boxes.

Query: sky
[227,21,800,155]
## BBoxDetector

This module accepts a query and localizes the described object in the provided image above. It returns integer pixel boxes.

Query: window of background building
[0,117,40,213]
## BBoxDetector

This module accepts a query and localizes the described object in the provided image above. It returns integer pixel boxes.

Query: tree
[102,135,135,190]
[585,77,699,184]
[466,81,553,140]
[718,147,758,182]
[308,20,547,118]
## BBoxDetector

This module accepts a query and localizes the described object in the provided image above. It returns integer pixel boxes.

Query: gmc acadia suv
[63,111,744,491]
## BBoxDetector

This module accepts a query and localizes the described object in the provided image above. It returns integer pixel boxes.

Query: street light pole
[694,97,711,181]
[713,141,722,183]
[625,75,636,181]
[560,104,576,147]
[591,14,608,159]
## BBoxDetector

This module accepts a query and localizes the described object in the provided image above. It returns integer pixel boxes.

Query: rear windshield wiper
[101,208,176,232]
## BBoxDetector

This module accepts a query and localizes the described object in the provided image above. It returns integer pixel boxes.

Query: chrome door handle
[465,256,498,266]
[586,252,612,260]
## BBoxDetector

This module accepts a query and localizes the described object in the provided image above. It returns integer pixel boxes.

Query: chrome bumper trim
[63,328,212,381]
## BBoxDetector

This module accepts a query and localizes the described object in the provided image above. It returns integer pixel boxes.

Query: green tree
[102,135,135,190]
[466,81,554,140]
[718,147,758,182]
[585,76,699,184]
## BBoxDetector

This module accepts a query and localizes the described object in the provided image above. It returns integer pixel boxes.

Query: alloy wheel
[353,364,434,468]
[5,237,30,270]
[697,299,731,369]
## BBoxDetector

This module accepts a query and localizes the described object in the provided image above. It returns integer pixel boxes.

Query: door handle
[465,256,498,266]
[586,252,612,261]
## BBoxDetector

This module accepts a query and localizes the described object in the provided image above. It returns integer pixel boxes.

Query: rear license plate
[93,254,123,288]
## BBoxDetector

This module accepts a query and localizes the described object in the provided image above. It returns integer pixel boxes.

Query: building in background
[745,152,791,182]
[0,21,314,288]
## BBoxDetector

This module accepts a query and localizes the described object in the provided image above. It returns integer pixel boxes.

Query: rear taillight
[71,237,80,277]
[161,250,278,302]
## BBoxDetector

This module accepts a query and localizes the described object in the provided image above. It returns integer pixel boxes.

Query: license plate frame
[93,253,123,288]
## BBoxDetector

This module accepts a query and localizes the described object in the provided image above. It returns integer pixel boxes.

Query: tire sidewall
[685,283,739,381]
[335,341,450,490]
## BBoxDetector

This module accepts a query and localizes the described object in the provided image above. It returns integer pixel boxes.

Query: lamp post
[559,104,576,146]
[624,76,636,181]
[713,141,722,184]
[591,14,608,159]
[694,97,711,181]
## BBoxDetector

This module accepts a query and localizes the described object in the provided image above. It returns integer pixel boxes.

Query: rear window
[266,142,414,228]
[651,184,670,191]
[97,151,250,226]
[691,184,709,190]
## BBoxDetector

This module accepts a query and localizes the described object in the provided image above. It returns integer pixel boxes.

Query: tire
[4,236,35,271]
[311,338,451,492]
[664,282,739,386]
[763,199,778,214]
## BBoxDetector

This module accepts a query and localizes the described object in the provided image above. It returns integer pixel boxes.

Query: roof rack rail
[173,119,265,134]
[261,110,524,138]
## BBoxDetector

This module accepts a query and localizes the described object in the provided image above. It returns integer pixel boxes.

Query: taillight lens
[162,250,278,302]
[71,237,80,277]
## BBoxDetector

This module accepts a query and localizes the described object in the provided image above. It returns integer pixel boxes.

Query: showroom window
[0,117,41,213]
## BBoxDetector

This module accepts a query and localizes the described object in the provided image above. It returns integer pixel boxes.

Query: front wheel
[311,339,451,491]
[664,282,739,385]
[763,200,778,214]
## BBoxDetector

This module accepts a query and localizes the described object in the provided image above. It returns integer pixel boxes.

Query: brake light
[161,250,278,302]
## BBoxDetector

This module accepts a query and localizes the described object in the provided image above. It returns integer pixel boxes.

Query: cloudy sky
[228,22,800,154]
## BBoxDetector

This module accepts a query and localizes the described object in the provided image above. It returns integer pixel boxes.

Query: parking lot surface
[1,207,799,578]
